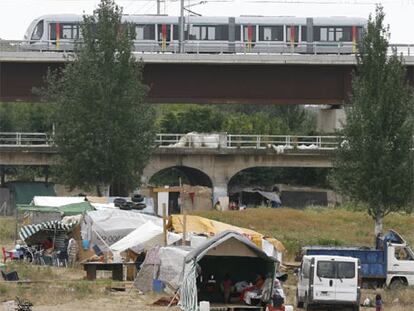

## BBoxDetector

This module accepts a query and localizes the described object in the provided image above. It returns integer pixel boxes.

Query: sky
[0,0,413,43]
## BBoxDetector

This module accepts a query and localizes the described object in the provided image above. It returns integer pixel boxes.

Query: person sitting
[222,273,233,303]
[42,238,54,250]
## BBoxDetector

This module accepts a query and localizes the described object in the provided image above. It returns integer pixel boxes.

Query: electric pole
[179,0,185,53]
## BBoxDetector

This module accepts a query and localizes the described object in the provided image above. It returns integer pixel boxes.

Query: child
[375,294,383,311]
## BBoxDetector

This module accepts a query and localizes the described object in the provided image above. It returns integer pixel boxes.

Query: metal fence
[0,132,338,150]
[0,132,50,146]
[1,39,413,56]
[155,133,338,150]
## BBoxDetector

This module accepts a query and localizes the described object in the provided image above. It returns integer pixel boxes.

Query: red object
[352,25,357,42]
[56,23,60,40]
[1,247,14,263]
[290,25,295,44]
[161,24,167,40]
[189,192,195,204]
[247,24,253,42]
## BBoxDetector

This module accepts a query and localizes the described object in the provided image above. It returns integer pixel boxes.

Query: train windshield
[31,20,44,40]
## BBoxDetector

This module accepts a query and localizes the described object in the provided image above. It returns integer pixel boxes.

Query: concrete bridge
[0,132,335,200]
[1,45,414,105]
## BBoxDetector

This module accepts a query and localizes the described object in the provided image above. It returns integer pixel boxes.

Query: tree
[40,0,156,195]
[332,6,414,235]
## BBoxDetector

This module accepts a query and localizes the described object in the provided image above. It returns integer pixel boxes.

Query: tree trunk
[374,213,383,237]
[96,185,102,197]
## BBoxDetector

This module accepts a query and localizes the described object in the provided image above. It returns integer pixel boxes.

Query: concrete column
[212,182,229,211]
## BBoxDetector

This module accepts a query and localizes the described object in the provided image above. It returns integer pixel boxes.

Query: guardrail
[0,132,50,146]
[0,132,338,150]
[1,39,413,56]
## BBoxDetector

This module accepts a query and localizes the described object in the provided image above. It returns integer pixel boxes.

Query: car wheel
[390,278,407,290]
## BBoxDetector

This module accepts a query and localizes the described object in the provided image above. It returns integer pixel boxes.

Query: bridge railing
[1,39,413,56]
[0,132,50,146]
[155,133,338,150]
[0,132,339,149]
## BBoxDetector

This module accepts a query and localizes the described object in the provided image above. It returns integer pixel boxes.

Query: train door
[243,24,256,52]
[286,25,299,49]
[158,24,171,52]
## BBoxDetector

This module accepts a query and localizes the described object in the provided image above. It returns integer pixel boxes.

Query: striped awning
[19,220,77,242]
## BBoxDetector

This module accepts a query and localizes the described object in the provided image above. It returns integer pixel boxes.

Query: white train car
[23,14,366,54]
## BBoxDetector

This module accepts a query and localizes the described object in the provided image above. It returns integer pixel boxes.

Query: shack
[180,231,278,311]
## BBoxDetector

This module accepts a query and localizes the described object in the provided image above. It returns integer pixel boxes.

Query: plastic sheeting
[81,209,162,250]
[32,196,85,207]
[158,246,192,290]
[169,215,285,252]
[110,222,181,254]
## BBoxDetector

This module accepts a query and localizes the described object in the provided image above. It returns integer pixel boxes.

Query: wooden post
[182,211,187,246]
[162,203,167,246]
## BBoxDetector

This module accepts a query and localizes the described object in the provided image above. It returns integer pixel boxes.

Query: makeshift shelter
[81,209,163,250]
[110,222,181,255]
[19,220,78,245]
[169,215,285,261]
[179,231,278,311]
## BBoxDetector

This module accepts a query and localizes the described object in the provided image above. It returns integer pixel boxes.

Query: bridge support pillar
[212,182,229,210]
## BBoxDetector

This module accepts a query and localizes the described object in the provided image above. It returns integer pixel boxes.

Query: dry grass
[0,217,17,246]
[192,207,414,260]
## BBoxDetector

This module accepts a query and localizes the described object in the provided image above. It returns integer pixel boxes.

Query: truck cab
[297,255,360,311]
[383,230,414,287]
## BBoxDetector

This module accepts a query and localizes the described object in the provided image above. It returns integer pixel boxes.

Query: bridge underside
[0,61,356,105]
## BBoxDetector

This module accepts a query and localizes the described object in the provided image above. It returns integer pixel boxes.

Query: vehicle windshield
[31,20,44,40]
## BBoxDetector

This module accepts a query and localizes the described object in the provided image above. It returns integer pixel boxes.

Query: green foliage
[39,0,156,195]
[160,106,224,133]
[332,6,414,226]
[0,102,55,132]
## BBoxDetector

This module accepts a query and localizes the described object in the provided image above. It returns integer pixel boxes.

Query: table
[82,262,136,281]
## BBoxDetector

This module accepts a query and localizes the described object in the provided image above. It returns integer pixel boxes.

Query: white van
[296,255,360,311]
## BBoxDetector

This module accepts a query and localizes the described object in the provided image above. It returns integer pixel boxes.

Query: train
[23,14,366,54]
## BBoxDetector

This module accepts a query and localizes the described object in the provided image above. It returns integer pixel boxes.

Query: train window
[135,25,155,40]
[243,25,256,42]
[259,26,283,41]
[215,25,228,40]
[235,24,241,41]
[328,28,335,41]
[286,26,299,42]
[31,20,44,40]
[173,25,179,40]
[301,26,307,41]
[189,25,221,40]
[336,28,343,41]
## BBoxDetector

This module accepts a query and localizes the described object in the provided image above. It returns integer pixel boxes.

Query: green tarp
[18,201,94,216]
[6,181,56,205]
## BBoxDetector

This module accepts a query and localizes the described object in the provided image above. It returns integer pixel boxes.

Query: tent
[110,221,181,254]
[81,209,163,250]
[19,220,78,244]
[179,231,278,311]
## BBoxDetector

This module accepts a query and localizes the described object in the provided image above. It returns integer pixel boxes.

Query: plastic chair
[1,247,14,263]
[1,269,19,281]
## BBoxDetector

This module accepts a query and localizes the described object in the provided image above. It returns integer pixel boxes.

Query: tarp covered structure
[179,231,278,311]
[110,221,181,254]
[6,182,56,205]
[81,209,163,250]
[169,215,285,253]
[32,196,86,207]
[19,220,78,244]
[18,201,94,217]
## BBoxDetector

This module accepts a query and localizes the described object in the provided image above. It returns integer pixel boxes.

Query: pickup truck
[302,230,414,288]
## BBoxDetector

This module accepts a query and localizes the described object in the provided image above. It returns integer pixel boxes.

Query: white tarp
[110,222,181,254]
[32,196,85,207]
[158,246,192,290]
[81,209,162,250]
